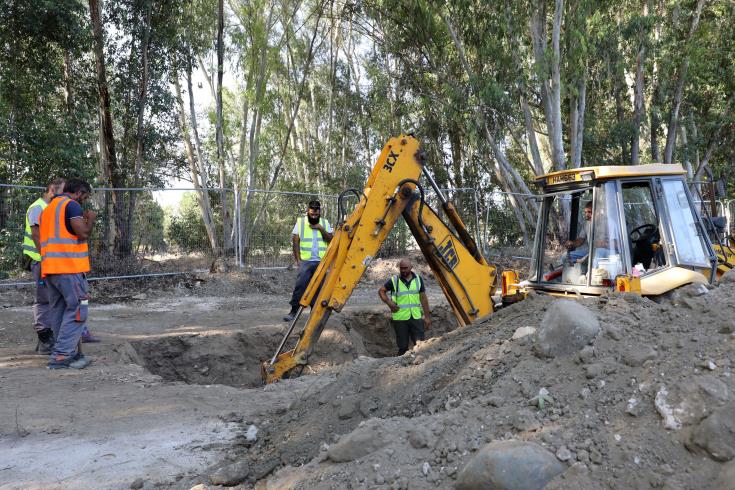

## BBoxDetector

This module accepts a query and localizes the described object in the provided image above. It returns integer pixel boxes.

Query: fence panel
[0,185,234,285]
[2,182,538,282]
[239,190,339,268]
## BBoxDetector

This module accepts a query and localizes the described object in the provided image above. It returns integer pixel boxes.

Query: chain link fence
[0,184,236,285]
[1,182,536,284]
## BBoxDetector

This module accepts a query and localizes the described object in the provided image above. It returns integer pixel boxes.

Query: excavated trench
[129,306,456,389]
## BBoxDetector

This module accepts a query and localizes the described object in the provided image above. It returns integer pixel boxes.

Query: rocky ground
[1,262,734,489]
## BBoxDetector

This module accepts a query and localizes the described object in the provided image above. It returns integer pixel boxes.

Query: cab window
[622,182,666,272]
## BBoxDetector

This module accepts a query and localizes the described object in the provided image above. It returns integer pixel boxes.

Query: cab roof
[536,164,686,186]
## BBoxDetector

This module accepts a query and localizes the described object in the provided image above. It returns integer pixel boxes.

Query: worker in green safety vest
[22,177,65,353]
[378,258,432,355]
[284,200,333,322]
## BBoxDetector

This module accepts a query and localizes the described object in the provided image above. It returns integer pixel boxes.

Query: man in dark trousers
[378,258,431,355]
[39,178,96,369]
[283,200,333,321]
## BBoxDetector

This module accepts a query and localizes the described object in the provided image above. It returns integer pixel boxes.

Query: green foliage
[166,192,215,253]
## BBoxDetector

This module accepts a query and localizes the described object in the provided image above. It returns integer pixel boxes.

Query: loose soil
[1,265,733,490]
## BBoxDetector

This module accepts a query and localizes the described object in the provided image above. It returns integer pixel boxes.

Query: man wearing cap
[283,200,333,322]
[22,177,65,353]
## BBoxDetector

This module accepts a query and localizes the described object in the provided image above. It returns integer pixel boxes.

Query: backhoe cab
[525,164,718,297]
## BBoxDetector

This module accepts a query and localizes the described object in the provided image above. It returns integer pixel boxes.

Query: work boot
[70,352,92,369]
[81,327,101,343]
[283,308,298,322]
[35,328,55,355]
[47,353,91,370]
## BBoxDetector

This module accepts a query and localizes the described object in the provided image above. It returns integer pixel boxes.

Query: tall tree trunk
[185,53,219,256]
[548,0,566,169]
[215,0,231,255]
[63,49,74,113]
[174,73,218,253]
[663,0,706,163]
[89,0,127,258]
[125,0,153,257]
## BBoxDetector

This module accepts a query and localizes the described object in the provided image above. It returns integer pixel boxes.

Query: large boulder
[718,268,735,285]
[455,440,564,490]
[534,300,600,358]
[209,461,250,486]
[688,402,735,461]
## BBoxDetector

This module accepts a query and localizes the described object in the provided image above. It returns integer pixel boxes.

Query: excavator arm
[262,135,498,383]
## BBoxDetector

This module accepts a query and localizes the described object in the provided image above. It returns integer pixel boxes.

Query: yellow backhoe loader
[262,136,730,383]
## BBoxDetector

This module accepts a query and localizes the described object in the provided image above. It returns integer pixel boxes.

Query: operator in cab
[283,200,333,322]
[565,201,592,264]
[378,258,431,356]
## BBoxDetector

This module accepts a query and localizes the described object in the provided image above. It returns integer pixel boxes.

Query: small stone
[719,322,735,334]
[578,346,596,364]
[576,450,590,463]
[584,364,604,379]
[622,346,657,367]
[209,461,250,486]
[605,325,623,341]
[512,326,537,340]
[589,449,602,464]
[512,409,541,432]
[375,474,385,485]
[407,427,432,449]
[422,462,431,476]
[245,424,258,442]
[130,478,145,490]
[626,398,643,417]
[556,445,572,462]
[579,388,591,400]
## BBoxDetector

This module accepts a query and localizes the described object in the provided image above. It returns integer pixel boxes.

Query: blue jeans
[45,273,88,359]
[568,248,589,263]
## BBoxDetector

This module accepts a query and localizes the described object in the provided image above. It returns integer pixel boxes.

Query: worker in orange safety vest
[39,178,96,369]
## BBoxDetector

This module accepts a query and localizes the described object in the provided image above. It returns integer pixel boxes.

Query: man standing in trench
[283,200,333,322]
[378,258,431,356]
[22,177,65,353]
[40,178,96,369]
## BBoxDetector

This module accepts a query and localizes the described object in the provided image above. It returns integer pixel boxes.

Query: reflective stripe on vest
[298,217,329,261]
[39,196,90,277]
[23,198,47,262]
[391,274,423,321]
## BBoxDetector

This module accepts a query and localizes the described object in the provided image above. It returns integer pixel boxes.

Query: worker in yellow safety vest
[39,178,97,369]
[378,258,431,355]
[283,200,333,322]
[22,177,65,353]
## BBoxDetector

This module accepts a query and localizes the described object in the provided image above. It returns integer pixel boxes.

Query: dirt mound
[190,282,735,489]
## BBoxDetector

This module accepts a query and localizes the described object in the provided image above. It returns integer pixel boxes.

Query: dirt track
[1,266,734,489]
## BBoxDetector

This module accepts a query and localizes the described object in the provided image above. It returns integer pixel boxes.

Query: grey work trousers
[30,260,50,332]
[45,273,89,358]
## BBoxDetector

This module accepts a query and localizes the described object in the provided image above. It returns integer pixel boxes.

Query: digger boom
[262,136,498,383]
